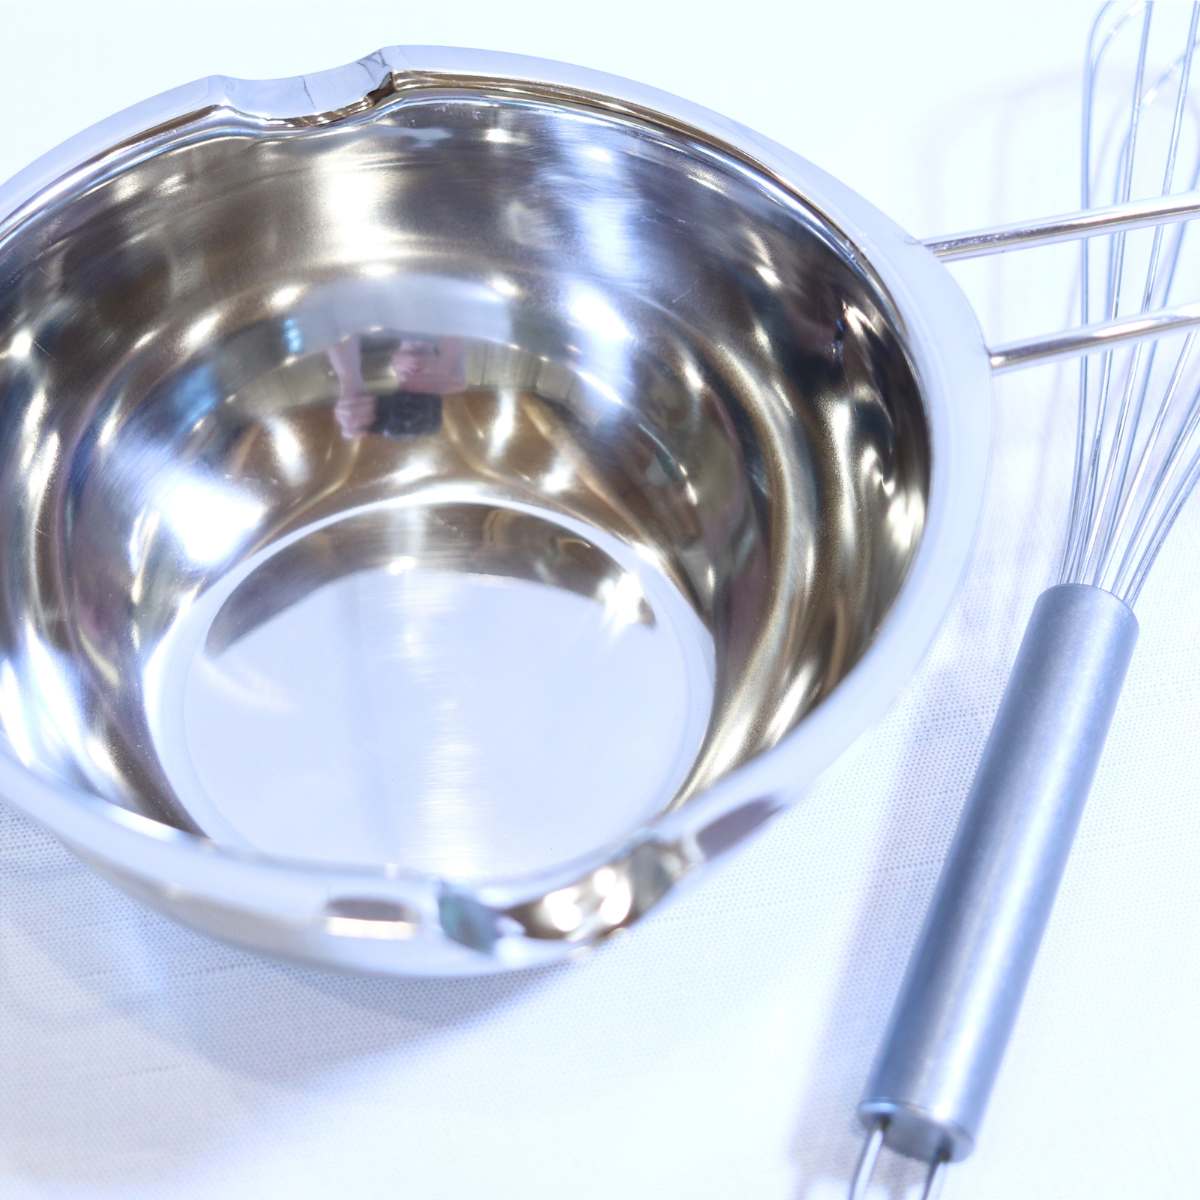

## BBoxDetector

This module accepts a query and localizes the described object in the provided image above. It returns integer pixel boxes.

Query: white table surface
[2,1,1199,1197]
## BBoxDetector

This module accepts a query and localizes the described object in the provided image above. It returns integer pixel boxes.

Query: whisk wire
[1095,154,1200,591]
[918,1153,949,1200]
[1125,398,1200,601]
[1062,12,1106,580]
[1065,0,1156,580]
[1105,328,1199,591]
[1068,3,1153,584]
[1084,8,1199,586]
[1062,0,1200,602]
[847,1120,886,1200]
[1064,3,1138,581]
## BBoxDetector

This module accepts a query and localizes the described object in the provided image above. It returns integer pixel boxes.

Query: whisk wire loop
[1062,0,1200,602]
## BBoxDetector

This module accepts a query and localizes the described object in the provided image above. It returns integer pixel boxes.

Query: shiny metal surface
[923,188,1200,259]
[927,191,1200,370]
[852,2,1200,1189]
[859,586,1138,1163]
[0,48,972,972]
[3,98,928,858]
[987,299,1200,371]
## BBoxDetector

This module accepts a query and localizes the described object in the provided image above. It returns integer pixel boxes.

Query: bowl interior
[0,83,929,880]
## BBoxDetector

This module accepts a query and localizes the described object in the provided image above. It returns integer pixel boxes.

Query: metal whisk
[850,3,1200,1194]
[1066,3,1200,603]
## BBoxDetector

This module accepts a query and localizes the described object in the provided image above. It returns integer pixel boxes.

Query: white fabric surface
[2,1,1199,1197]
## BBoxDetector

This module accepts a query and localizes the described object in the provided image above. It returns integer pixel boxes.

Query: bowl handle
[923,191,1200,371]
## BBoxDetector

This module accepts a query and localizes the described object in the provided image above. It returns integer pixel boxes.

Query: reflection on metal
[0,53,932,971]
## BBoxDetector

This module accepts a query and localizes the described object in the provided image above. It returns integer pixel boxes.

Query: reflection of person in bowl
[328,334,466,438]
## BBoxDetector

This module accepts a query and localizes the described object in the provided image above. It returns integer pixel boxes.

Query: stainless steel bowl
[0,48,994,973]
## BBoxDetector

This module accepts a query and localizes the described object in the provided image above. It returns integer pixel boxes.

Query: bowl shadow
[0,803,562,1188]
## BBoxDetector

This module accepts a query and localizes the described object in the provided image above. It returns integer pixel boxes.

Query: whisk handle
[857,583,1138,1163]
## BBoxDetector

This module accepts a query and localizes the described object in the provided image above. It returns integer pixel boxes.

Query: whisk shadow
[0,805,561,1188]
[784,645,997,1199]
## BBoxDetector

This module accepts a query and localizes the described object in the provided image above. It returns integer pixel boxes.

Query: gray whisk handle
[857,583,1138,1163]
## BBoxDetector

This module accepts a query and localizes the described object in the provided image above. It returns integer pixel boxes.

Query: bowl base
[145,493,716,879]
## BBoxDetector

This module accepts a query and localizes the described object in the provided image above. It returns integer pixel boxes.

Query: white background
[2,1,1199,1197]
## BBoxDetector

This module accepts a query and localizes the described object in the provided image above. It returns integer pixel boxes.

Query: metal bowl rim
[0,46,992,929]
